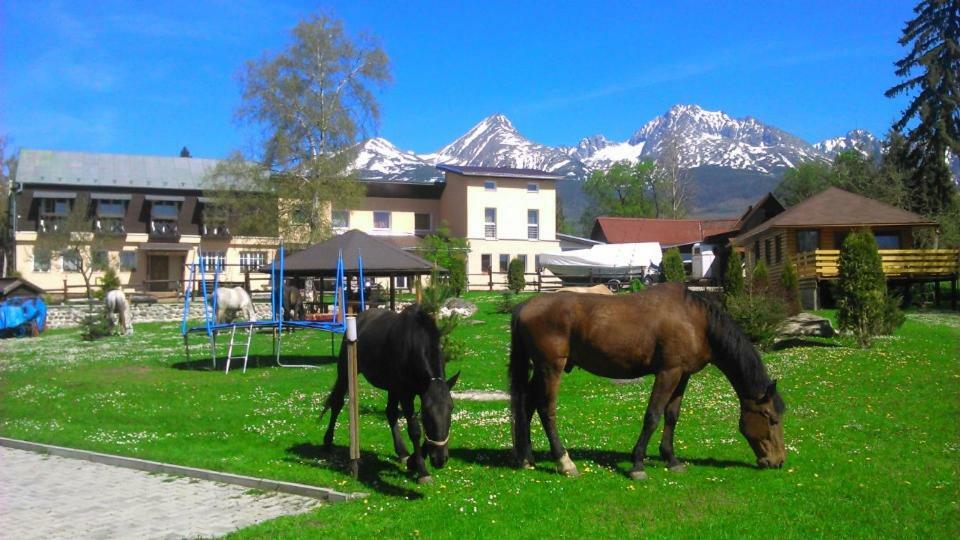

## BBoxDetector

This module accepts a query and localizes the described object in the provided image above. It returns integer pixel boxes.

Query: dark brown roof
[734,187,937,244]
[436,164,563,180]
[279,229,438,277]
[591,217,738,245]
[0,277,45,298]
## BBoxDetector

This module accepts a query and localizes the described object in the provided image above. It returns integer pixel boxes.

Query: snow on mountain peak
[813,129,881,158]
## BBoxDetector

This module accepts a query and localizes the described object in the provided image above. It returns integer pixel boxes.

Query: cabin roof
[591,217,738,245]
[734,187,937,244]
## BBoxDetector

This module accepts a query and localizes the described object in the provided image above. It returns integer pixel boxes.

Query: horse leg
[659,374,690,472]
[629,369,683,480]
[536,361,578,476]
[386,392,409,466]
[400,395,431,483]
[517,369,543,468]
[321,364,348,450]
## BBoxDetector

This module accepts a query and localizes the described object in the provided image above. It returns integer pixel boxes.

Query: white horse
[105,289,133,335]
[213,287,257,324]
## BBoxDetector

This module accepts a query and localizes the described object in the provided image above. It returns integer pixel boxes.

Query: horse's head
[420,371,459,468]
[738,380,786,469]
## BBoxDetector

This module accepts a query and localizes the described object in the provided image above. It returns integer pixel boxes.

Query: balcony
[94,218,126,236]
[201,223,231,238]
[38,216,67,234]
[796,249,960,280]
[149,219,180,240]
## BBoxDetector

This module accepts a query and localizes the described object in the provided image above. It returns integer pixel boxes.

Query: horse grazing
[509,283,785,480]
[104,289,133,335]
[282,283,305,321]
[213,287,257,324]
[320,304,459,483]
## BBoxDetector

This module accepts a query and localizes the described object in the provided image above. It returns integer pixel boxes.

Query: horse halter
[422,376,450,447]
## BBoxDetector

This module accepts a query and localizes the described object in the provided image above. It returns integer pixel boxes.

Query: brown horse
[509,283,785,480]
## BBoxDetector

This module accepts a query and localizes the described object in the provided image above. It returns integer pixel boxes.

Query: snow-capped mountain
[579,104,824,174]
[813,129,882,158]
[424,114,578,174]
[354,137,431,178]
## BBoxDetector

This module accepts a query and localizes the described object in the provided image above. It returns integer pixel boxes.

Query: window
[481,254,492,273]
[484,180,496,191]
[535,255,542,271]
[484,207,497,238]
[150,201,179,219]
[517,254,528,272]
[119,251,137,271]
[332,210,350,229]
[527,182,539,193]
[775,235,782,263]
[833,230,850,249]
[394,275,410,289]
[200,251,226,271]
[796,230,819,253]
[33,248,51,272]
[239,251,267,272]
[499,254,509,273]
[527,209,539,240]
[764,239,772,264]
[42,198,71,216]
[874,232,901,249]
[96,199,126,218]
[373,211,391,230]
[414,212,432,233]
[62,250,81,272]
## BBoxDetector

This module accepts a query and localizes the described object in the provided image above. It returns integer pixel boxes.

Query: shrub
[724,250,745,298]
[661,247,685,282]
[837,229,887,347]
[780,258,801,314]
[495,290,519,314]
[507,258,526,294]
[751,259,769,293]
[419,224,469,296]
[421,271,455,318]
[877,293,906,335]
[96,267,121,301]
[628,278,645,293]
[725,292,789,350]
[80,310,114,341]
[436,313,464,363]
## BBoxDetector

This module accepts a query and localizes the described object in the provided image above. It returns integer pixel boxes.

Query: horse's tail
[508,302,531,459]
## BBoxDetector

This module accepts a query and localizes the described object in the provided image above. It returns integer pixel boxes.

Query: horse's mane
[685,290,785,413]
[395,304,444,381]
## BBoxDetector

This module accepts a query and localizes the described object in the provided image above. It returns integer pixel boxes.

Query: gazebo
[280,229,441,311]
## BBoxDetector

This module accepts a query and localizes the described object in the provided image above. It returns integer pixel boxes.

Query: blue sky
[1,0,916,159]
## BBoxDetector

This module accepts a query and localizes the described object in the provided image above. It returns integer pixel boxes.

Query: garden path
[0,446,321,539]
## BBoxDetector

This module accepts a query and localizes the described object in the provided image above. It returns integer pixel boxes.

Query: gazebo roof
[280,229,439,277]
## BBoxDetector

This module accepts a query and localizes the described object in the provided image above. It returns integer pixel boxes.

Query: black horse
[320,304,459,483]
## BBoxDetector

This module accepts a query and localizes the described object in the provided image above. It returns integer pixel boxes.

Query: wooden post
[63,279,68,302]
[951,276,958,311]
[934,280,942,308]
[389,275,396,311]
[415,276,423,303]
[244,271,251,292]
[537,269,542,292]
[345,316,360,478]
[488,269,493,291]
[318,276,326,314]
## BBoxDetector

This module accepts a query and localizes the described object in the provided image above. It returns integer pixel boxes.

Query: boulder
[777,313,835,338]
[440,297,477,319]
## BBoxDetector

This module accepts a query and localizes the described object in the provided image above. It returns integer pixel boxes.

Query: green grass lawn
[1,293,958,538]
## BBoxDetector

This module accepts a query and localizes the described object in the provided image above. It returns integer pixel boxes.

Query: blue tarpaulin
[0,297,47,337]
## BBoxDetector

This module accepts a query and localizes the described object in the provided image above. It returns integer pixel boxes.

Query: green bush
[507,258,526,294]
[421,271,455,317]
[436,313,464,363]
[751,259,769,293]
[780,258,800,314]
[725,291,789,350]
[80,310,114,341]
[724,250,745,298]
[837,229,887,347]
[495,290,519,314]
[419,224,469,296]
[878,293,906,336]
[661,247,685,282]
[628,278,645,293]
[96,267,121,301]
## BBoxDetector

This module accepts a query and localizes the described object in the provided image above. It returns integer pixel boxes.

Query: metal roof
[436,164,563,180]
[14,149,241,191]
[280,229,439,277]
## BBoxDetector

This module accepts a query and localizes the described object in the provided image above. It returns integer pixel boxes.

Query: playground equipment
[181,243,366,373]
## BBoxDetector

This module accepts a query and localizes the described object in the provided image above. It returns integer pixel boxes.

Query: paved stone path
[0,447,322,539]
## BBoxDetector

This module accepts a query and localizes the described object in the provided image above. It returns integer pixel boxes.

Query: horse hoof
[417,475,433,485]
[629,469,648,481]
[669,464,686,473]
[556,452,580,476]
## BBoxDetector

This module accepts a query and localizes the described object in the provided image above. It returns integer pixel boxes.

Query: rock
[440,297,477,318]
[777,313,835,338]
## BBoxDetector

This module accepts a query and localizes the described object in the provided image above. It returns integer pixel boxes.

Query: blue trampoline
[0,297,47,338]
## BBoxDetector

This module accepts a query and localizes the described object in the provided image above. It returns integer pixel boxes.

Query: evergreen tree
[661,247,685,282]
[179,146,191,158]
[751,259,769,293]
[779,257,800,314]
[774,161,837,206]
[419,223,469,296]
[885,0,960,216]
[507,258,526,294]
[723,249,745,298]
[837,229,888,347]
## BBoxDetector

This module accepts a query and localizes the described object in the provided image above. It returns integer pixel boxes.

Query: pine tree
[661,247,685,283]
[724,250,745,298]
[507,258,526,294]
[837,230,888,347]
[885,0,960,216]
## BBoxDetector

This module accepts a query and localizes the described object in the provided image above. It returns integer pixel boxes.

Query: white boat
[540,243,662,286]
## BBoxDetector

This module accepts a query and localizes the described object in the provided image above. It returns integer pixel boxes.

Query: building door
[148,255,170,292]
